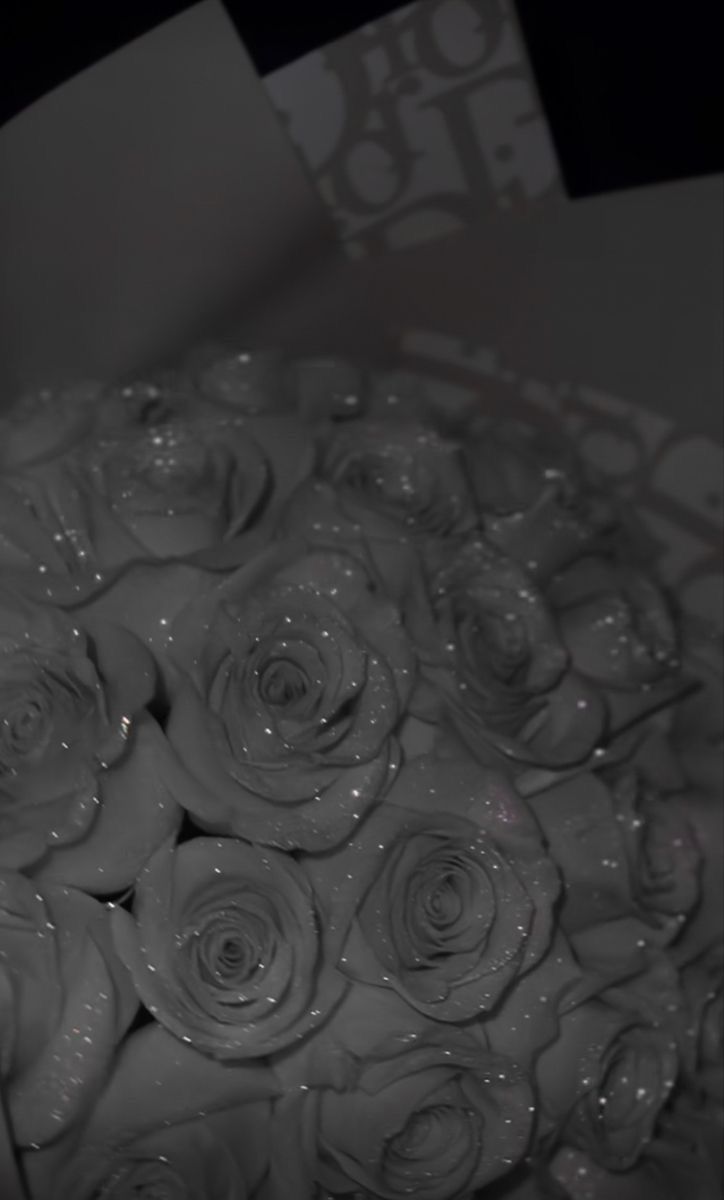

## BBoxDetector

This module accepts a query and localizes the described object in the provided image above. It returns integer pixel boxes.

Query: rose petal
[0,382,99,472]
[199,1103,272,1198]
[483,931,584,1068]
[168,539,310,672]
[483,485,608,581]
[569,916,681,982]
[556,566,678,687]
[74,1023,278,1146]
[307,761,558,1023]
[167,680,393,850]
[550,1146,673,1200]
[301,988,534,1199]
[31,714,181,894]
[22,459,144,573]
[87,621,157,744]
[0,1087,26,1200]
[317,1076,482,1200]
[535,963,681,1174]
[264,1089,319,1200]
[74,560,219,700]
[113,837,346,1058]
[194,346,289,413]
[64,1124,246,1200]
[529,774,637,930]
[24,1093,272,1200]
[536,1000,634,1120]
[50,400,273,566]
[43,886,138,1044]
[318,418,476,540]
[397,713,441,759]
[604,673,698,738]
[0,833,49,873]
[674,785,724,963]
[8,933,118,1147]
[0,967,16,1078]
[0,480,71,574]
[453,669,607,772]
[241,415,315,519]
[59,1103,270,1200]
[0,874,62,1082]
[24,1096,273,1200]
[278,480,427,609]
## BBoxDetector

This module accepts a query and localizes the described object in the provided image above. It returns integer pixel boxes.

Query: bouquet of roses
[0,349,721,1200]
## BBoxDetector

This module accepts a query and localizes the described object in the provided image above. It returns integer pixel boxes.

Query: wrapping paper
[265,0,563,255]
[1,0,721,624]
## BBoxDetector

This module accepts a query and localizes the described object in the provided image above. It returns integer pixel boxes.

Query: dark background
[1,0,722,198]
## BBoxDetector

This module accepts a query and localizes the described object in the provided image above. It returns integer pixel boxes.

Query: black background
[1,0,722,198]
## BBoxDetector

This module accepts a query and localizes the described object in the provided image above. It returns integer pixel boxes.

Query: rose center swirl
[0,660,99,774]
[175,893,287,1013]
[258,658,310,709]
[234,612,368,754]
[383,1102,480,1191]
[1,695,48,757]
[400,847,497,964]
[464,609,530,686]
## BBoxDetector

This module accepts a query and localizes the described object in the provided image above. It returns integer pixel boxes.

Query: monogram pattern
[265,0,562,256]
